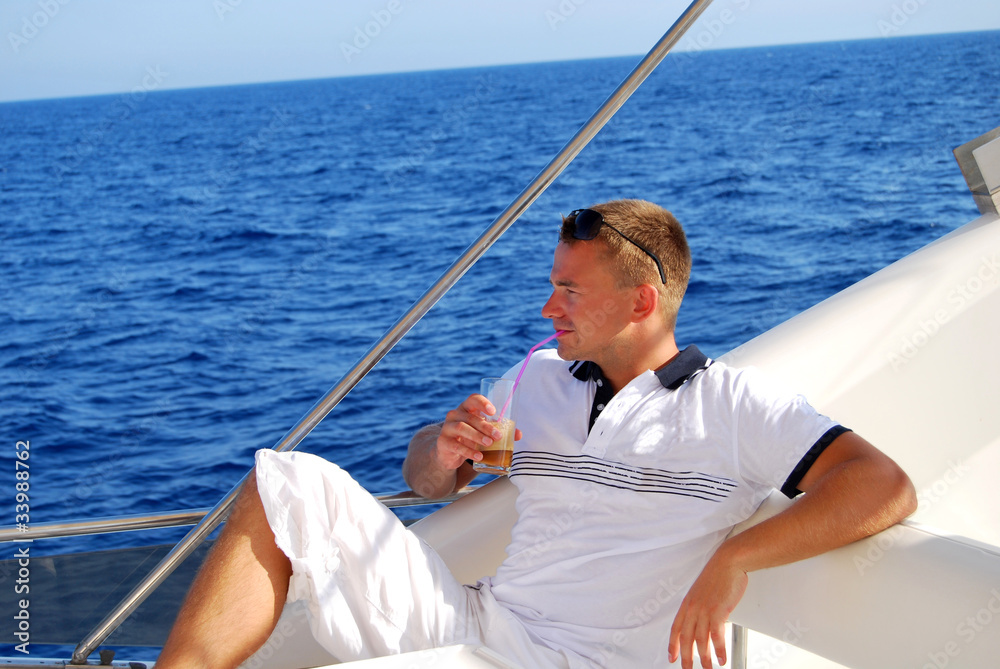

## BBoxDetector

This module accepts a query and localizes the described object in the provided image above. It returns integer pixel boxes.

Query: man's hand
[666,431,916,668]
[667,551,747,668]
[402,393,521,499]
[435,394,506,469]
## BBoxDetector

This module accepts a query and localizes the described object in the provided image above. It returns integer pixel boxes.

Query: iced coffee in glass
[474,377,516,476]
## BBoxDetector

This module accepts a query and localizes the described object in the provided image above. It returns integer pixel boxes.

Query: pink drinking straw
[498,330,565,421]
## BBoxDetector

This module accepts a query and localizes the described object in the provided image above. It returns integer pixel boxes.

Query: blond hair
[560,199,691,329]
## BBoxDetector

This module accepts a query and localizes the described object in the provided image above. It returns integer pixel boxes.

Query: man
[159,199,916,668]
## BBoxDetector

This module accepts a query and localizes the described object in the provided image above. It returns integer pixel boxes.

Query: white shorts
[253,449,572,667]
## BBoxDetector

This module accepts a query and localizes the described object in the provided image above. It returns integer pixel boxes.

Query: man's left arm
[667,431,917,669]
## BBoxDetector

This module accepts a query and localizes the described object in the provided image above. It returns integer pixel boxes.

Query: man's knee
[227,469,272,537]
[216,469,290,578]
[243,468,262,505]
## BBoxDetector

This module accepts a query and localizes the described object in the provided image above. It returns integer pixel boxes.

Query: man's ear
[631,284,660,322]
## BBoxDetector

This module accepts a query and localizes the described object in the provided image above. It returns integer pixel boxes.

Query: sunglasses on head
[567,209,667,284]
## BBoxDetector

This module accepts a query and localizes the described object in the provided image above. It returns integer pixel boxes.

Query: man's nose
[541,291,561,320]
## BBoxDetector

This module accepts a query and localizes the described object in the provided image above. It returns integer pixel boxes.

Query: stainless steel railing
[732,623,749,669]
[71,0,718,661]
[0,508,211,542]
[0,487,476,543]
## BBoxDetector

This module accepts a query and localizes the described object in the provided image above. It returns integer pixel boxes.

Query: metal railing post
[731,623,749,669]
[71,0,717,661]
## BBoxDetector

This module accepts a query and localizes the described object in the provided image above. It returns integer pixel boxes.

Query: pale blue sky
[2,0,998,103]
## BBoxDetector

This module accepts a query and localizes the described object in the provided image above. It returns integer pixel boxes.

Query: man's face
[542,241,634,363]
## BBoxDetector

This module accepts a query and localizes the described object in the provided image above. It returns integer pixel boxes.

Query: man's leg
[158,471,291,669]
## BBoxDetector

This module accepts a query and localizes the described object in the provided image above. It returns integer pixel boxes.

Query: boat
[2,1,998,666]
[240,127,1000,669]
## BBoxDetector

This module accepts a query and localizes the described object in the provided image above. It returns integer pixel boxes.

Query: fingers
[667,602,686,666]
[695,622,713,669]
[710,620,728,667]
[668,550,748,667]
[669,605,700,669]
[435,394,503,468]
[668,601,727,669]
[453,394,505,446]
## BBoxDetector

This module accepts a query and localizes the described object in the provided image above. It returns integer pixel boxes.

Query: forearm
[668,433,917,667]
[715,453,916,575]
[402,424,475,499]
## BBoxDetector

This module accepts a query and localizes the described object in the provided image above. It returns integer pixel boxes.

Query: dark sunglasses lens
[572,209,603,240]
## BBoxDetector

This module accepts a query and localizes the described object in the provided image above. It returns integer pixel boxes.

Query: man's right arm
[402,394,504,499]
[402,423,478,499]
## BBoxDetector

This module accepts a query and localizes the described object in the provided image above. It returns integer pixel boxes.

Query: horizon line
[1,27,995,106]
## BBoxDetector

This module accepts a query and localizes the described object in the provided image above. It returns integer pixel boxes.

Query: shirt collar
[655,345,711,390]
[570,345,710,391]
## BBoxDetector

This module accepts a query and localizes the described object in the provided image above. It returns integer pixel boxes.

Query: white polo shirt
[480,346,844,667]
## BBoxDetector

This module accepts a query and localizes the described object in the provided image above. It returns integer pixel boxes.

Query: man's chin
[554,336,576,361]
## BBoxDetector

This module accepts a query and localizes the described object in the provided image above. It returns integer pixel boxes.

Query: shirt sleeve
[779,425,852,498]
[726,366,842,498]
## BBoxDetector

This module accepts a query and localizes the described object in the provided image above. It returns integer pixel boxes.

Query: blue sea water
[0,29,999,654]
